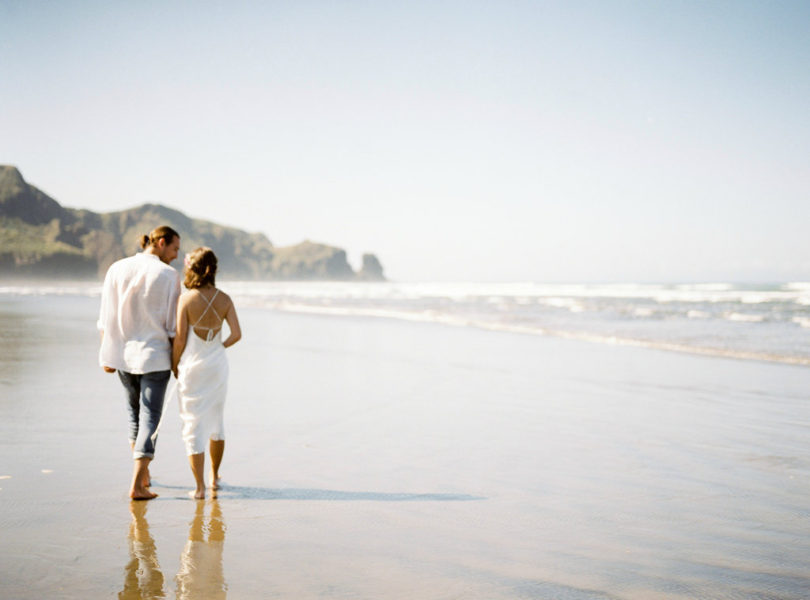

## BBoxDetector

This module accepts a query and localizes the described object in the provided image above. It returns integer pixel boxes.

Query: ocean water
[5,281,810,365]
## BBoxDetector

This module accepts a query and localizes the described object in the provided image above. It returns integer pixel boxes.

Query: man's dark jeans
[118,370,171,459]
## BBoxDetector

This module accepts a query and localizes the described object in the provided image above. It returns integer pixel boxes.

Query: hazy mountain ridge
[0,166,384,281]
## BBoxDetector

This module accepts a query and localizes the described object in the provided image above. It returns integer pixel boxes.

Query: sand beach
[2,290,810,599]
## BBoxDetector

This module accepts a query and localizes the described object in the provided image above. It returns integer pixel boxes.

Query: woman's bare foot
[189,489,205,500]
[130,486,158,500]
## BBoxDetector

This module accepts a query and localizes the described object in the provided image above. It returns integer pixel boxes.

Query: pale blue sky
[2,1,808,282]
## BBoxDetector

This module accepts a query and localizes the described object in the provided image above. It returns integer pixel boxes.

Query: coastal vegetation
[0,166,384,281]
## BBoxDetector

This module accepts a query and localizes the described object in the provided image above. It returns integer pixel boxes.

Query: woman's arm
[172,295,189,377]
[222,295,242,348]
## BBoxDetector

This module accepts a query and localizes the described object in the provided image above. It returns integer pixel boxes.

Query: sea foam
[4,281,810,365]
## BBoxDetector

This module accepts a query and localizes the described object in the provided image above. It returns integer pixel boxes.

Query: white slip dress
[177,289,229,456]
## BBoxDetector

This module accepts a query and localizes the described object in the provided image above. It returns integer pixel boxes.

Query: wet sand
[2,294,810,598]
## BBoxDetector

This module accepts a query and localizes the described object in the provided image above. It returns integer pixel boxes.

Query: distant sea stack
[357,253,385,280]
[0,166,385,281]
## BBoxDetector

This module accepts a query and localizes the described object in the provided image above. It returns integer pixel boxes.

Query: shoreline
[3,282,810,368]
[241,301,810,368]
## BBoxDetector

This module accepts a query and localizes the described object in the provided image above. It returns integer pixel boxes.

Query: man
[98,225,181,500]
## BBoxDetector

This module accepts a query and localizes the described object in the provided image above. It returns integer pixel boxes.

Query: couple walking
[98,225,242,500]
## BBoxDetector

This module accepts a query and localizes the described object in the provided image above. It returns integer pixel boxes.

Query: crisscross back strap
[192,289,222,327]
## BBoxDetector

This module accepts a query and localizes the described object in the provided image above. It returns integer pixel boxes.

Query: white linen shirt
[97,252,181,374]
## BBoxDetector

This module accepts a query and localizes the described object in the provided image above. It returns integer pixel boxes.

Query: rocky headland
[0,166,384,281]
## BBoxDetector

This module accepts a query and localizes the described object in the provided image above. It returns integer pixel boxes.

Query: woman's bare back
[186,288,232,341]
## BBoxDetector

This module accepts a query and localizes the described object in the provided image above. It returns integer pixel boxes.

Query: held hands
[103,366,116,374]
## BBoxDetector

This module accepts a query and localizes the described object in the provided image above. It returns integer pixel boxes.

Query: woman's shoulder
[179,288,209,310]
[213,288,233,308]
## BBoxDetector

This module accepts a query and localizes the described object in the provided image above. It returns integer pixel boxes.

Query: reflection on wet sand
[176,499,227,599]
[120,500,226,600]
[120,502,165,600]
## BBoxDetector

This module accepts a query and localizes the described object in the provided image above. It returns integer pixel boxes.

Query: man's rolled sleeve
[97,268,115,332]
[165,273,181,337]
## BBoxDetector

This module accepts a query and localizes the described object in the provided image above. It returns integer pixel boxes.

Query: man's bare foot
[130,487,158,500]
[189,489,205,500]
[210,475,221,490]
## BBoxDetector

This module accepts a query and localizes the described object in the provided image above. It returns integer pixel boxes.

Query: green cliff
[0,166,384,281]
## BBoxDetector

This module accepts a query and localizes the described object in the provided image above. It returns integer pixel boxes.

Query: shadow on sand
[154,482,485,502]
[218,486,485,501]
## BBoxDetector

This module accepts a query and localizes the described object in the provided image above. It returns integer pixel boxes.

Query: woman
[172,247,242,499]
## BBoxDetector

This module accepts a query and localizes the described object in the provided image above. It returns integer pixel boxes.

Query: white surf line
[264,302,810,367]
